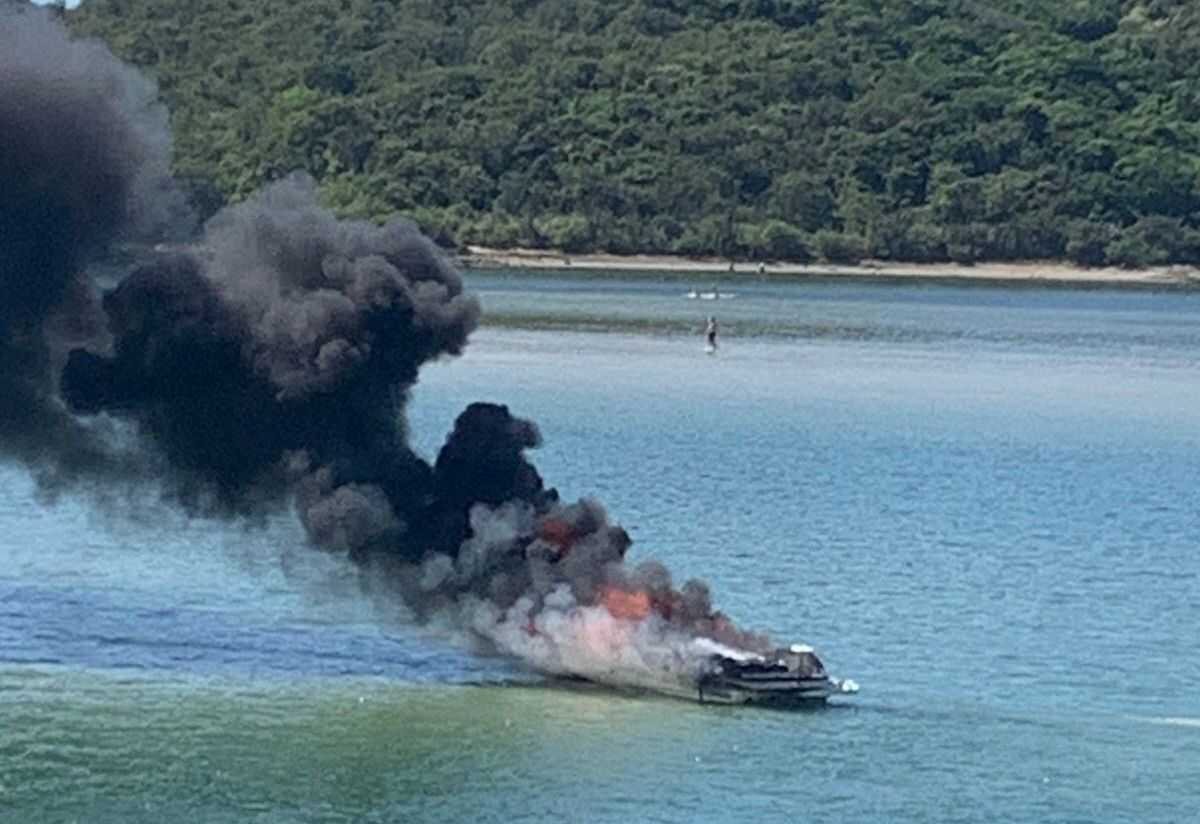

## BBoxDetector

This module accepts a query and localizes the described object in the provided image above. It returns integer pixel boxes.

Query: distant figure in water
[705,316,719,352]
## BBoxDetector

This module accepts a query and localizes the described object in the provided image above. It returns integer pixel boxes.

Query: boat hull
[559,673,853,707]
[697,676,843,705]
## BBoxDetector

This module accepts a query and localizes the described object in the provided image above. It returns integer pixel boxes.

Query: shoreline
[459,245,1200,288]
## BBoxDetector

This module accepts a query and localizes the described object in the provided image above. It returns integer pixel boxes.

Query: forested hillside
[65,0,1200,265]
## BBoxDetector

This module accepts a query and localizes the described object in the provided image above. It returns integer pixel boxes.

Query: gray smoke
[1,7,771,686]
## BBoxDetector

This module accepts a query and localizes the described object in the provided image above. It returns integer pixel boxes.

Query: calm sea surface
[3,271,1199,822]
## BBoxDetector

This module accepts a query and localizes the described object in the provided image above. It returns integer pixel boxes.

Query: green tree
[64,0,1200,265]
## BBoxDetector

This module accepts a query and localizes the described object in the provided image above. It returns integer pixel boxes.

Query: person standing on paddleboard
[705,316,718,352]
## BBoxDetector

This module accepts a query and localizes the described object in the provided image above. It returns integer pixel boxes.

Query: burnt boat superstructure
[544,639,858,706]
[694,643,858,706]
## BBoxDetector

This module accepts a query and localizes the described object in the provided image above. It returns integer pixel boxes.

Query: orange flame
[601,586,652,621]
[538,517,574,552]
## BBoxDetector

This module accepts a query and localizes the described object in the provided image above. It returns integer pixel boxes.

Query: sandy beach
[460,244,1200,287]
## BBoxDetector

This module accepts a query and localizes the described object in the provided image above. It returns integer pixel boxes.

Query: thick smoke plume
[1,7,769,688]
[1,5,180,491]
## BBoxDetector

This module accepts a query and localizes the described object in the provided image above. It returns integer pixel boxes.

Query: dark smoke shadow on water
[1,6,783,688]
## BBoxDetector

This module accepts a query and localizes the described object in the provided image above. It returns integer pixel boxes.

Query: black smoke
[1,5,180,491]
[61,174,481,551]
[1,8,770,679]
[0,5,532,567]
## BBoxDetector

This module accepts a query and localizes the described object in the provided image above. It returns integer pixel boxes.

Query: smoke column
[1,6,769,689]
[0,4,181,493]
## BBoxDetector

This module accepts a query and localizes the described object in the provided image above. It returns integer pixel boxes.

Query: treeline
[66,0,1200,266]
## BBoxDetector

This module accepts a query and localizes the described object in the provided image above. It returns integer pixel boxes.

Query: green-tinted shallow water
[3,272,1199,822]
[3,671,673,822]
[4,665,1196,823]
[0,668,867,823]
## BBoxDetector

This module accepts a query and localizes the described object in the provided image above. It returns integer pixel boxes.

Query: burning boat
[473,512,860,707]
[551,638,859,706]
[692,641,859,706]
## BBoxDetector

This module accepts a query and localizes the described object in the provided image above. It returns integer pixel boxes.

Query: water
[3,272,1199,822]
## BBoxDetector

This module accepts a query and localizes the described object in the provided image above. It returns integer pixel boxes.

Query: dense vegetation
[63,0,1200,266]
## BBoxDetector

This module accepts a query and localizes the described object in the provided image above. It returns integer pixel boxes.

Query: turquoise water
[3,273,1199,822]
